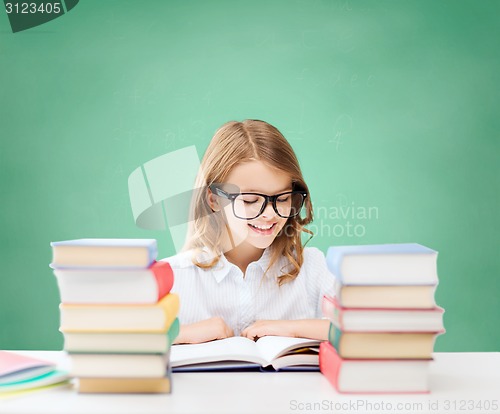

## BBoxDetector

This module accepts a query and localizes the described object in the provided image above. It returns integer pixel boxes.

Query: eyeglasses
[209,185,308,220]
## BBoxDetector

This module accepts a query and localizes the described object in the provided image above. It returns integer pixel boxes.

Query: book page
[254,336,321,366]
[170,337,266,367]
[271,354,319,371]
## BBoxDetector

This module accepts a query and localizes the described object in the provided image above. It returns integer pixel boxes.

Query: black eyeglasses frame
[209,185,308,220]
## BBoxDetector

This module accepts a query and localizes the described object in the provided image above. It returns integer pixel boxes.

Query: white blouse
[161,247,336,336]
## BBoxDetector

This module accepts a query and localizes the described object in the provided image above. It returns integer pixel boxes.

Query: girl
[165,119,335,344]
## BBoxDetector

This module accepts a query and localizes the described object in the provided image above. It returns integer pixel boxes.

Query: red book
[319,342,431,394]
[322,295,444,332]
[54,261,174,304]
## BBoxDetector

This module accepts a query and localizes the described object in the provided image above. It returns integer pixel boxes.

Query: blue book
[326,243,438,285]
[50,238,157,269]
[0,370,70,394]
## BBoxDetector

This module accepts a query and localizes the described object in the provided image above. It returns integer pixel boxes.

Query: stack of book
[50,239,180,393]
[320,243,445,393]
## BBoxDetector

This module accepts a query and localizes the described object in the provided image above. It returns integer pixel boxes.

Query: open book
[170,336,321,372]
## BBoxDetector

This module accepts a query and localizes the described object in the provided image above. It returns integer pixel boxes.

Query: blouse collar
[211,247,283,283]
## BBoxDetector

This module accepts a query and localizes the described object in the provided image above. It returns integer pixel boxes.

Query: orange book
[78,376,171,394]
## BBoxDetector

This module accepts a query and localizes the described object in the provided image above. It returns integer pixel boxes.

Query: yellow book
[60,294,179,333]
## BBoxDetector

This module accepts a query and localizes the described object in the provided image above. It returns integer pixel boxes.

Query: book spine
[326,247,345,283]
[151,262,174,301]
[147,242,158,267]
[321,296,343,330]
[166,318,180,347]
[158,294,180,331]
[319,342,342,392]
[328,323,342,354]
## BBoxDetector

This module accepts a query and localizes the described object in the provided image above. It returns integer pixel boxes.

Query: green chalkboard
[0,0,498,352]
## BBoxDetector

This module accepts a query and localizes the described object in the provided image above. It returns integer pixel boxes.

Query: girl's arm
[240,319,329,341]
[173,317,234,344]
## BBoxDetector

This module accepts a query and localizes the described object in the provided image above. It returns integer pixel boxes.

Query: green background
[0,0,498,351]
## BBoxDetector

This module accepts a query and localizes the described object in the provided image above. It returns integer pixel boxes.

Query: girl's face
[212,160,291,252]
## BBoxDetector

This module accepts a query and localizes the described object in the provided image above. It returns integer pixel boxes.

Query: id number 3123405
[5,2,62,14]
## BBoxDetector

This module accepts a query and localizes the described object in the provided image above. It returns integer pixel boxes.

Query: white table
[1,351,499,414]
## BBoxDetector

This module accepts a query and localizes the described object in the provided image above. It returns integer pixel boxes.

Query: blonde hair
[184,119,314,285]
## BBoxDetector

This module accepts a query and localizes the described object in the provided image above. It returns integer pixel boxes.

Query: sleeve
[304,247,337,319]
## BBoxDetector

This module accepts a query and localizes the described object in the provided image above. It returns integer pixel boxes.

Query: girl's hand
[241,319,330,341]
[241,320,296,340]
[174,317,234,344]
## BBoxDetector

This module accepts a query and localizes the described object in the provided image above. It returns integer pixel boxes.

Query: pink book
[0,352,55,384]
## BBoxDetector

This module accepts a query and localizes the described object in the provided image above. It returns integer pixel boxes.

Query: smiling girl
[164,119,335,344]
